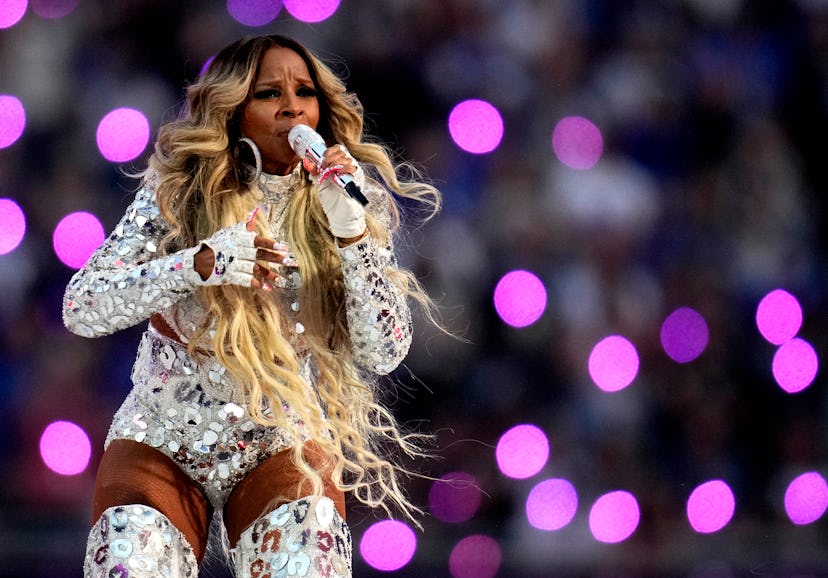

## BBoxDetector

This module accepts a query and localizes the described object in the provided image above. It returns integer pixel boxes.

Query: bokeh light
[96,108,150,163]
[31,0,79,19]
[526,478,578,531]
[39,420,92,476]
[0,199,26,255]
[448,535,502,578]
[0,0,27,28]
[226,0,282,26]
[756,289,802,345]
[552,115,604,170]
[448,99,504,154]
[493,269,547,328]
[429,471,482,524]
[588,335,640,392]
[784,472,828,525]
[661,307,709,363]
[283,0,339,22]
[496,424,549,480]
[0,94,26,148]
[686,480,735,534]
[359,520,416,572]
[53,211,105,269]
[589,491,640,544]
[772,337,818,393]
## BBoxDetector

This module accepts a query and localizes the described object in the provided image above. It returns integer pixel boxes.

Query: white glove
[197,220,258,286]
[311,146,367,239]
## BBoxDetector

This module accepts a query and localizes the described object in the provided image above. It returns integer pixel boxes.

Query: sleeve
[62,176,203,338]
[337,177,412,375]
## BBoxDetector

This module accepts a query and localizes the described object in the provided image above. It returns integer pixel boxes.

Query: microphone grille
[288,124,322,154]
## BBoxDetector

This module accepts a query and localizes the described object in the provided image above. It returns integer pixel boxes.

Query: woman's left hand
[305,144,367,239]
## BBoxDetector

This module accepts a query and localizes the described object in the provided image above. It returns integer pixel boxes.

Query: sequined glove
[198,221,259,286]
[310,146,367,239]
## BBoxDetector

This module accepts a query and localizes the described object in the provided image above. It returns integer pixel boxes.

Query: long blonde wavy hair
[145,35,440,521]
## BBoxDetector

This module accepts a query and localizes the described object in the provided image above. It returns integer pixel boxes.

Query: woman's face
[240,46,321,176]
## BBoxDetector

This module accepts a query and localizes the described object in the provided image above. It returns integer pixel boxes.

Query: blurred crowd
[1,0,827,575]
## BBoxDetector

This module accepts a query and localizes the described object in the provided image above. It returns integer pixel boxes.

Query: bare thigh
[223,443,345,548]
[92,439,212,561]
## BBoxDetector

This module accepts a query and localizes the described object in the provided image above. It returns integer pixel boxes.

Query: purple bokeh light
[756,289,802,345]
[39,421,92,476]
[448,99,504,154]
[31,0,79,18]
[429,471,482,524]
[359,520,416,572]
[686,480,735,534]
[772,337,818,394]
[0,199,26,255]
[526,478,578,531]
[226,0,282,26]
[588,335,640,392]
[495,424,549,480]
[448,535,502,578]
[96,108,150,163]
[0,0,27,29]
[283,0,339,22]
[552,115,604,170]
[0,94,26,148]
[493,269,547,328]
[784,472,828,525]
[53,211,105,269]
[661,307,709,363]
[589,491,640,544]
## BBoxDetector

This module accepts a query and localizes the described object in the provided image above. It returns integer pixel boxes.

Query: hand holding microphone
[288,124,368,239]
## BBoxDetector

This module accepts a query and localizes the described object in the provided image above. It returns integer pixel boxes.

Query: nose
[280,95,302,118]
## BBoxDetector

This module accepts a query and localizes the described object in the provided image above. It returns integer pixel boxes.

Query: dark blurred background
[1,1,827,576]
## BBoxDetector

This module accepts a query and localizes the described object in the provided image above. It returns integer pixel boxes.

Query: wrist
[336,229,368,247]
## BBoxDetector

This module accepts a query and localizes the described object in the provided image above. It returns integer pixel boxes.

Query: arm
[338,178,412,375]
[62,177,203,338]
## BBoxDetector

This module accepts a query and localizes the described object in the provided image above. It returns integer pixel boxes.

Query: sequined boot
[232,496,352,578]
[84,504,198,578]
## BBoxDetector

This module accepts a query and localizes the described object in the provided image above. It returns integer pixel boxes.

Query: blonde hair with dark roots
[145,35,441,522]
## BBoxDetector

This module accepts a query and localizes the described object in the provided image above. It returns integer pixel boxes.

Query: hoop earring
[236,137,262,184]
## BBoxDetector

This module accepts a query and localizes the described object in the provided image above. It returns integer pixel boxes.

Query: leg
[225,444,351,578]
[84,439,210,577]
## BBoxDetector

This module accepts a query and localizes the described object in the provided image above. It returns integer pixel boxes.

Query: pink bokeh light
[772,337,818,393]
[284,0,339,22]
[429,471,482,524]
[359,520,416,571]
[0,198,26,254]
[226,0,282,26]
[493,269,547,328]
[589,491,640,544]
[526,478,578,531]
[448,535,502,578]
[552,115,604,170]
[588,335,640,392]
[686,480,735,534]
[39,420,92,476]
[0,0,27,29]
[96,108,150,163]
[495,424,549,480]
[31,0,79,18]
[661,307,709,363]
[0,94,26,148]
[756,289,802,345]
[448,99,504,154]
[53,211,105,269]
[784,472,828,525]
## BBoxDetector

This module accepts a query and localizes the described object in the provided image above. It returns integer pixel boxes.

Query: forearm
[339,234,412,374]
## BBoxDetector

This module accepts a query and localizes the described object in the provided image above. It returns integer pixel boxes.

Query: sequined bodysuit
[62,164,411,508]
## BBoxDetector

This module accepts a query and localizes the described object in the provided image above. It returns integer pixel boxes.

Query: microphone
[288,124,369,206]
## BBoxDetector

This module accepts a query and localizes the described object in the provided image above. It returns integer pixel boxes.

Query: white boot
[84,504,198,577]
[232,496,351,578]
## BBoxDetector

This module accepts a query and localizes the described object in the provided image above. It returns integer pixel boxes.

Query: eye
[253,88,280,100]
[297,86,317,98]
